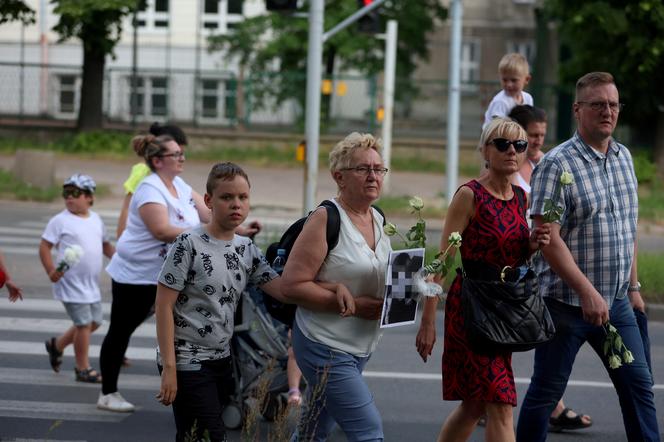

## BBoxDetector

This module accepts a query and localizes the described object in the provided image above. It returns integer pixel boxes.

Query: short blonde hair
[478,117,527,153]
[498,53,530,77]
[329,132,382,172]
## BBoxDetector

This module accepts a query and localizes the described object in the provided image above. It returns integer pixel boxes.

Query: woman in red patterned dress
[415,117,552,441]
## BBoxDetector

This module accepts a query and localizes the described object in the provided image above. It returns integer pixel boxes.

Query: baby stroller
[221,285,293,429]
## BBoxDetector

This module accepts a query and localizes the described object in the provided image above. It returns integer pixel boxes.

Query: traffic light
[357,0,380,34]
[266,0,298,11]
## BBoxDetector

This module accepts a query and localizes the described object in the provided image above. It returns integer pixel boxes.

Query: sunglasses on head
[62,188,85,198]
[490,138,528,153]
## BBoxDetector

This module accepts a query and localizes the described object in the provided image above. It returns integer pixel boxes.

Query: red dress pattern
[441,180,530,406]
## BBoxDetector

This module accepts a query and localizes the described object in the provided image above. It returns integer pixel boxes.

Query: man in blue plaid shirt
[517,72,659,442]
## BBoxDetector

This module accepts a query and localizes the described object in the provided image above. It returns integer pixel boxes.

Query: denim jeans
[159,357,234,442]
[516,296,659,442]
[291,322,383,442]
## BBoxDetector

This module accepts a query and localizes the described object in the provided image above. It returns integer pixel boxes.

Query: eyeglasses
[160,151,185,159]
[341,166,389,177]
[576,101,624,112]
[62,188,84,198]
[489,138,528,153]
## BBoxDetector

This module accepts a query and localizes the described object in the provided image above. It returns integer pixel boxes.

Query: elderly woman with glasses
[415,118,552,442]
[281,132,392,442]
[98,134,210,413]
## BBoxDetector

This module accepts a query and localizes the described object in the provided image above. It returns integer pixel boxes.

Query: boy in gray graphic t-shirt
[155,162,288,442]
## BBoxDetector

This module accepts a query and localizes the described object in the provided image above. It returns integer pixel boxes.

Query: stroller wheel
[222,402,243,430]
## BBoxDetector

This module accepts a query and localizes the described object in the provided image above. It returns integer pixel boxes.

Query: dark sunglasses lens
[492,139,510,152]
[514,140,528,153]
[63,189,82,198]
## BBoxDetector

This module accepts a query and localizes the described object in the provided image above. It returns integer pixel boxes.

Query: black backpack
[263,200,385,327]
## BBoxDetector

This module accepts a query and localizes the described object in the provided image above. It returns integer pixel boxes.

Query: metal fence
[0,61,564,142]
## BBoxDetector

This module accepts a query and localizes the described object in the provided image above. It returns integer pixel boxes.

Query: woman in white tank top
[282,132,391,442]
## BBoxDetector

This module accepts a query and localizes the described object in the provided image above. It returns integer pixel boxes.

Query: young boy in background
[155,162,287,442]
[483,52,533,129]
[40,174,115,383]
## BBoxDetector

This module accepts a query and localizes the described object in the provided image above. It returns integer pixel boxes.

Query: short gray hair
[329,132,382,172]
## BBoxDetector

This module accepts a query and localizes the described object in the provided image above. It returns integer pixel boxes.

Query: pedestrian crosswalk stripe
[0,341,156,361]
[0,367,159,391]
[0,316,156,339]
[0,226,44,235]
[0,299,112,314]
[0,399,130,423]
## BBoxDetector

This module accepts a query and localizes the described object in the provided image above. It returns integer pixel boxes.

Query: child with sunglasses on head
[40,174,115,383]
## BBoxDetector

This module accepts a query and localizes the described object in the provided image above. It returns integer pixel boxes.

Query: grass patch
[638,180,664,225]
[638,252,664,304]
[375,195,445,218]
[0,169,61,201]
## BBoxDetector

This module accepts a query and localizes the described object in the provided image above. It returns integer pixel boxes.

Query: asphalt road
[1,202,664,441]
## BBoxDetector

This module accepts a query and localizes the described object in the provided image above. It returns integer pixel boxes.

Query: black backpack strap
[372,204,387,226]
[319,200,341,254]
[513,185,527,212]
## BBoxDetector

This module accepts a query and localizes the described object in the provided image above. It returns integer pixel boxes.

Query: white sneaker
[97,391,135,412]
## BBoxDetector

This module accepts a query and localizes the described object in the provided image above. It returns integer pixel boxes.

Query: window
[460,40,480,92]
[138,0,170,30]
[58,75,78,114]
[202,0,244,32]
[507,41,536,66]
[127,76,168,118]
[199,78,238,121]
[201,80,219,118]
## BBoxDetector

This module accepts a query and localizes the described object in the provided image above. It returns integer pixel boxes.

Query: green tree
[545,0,664,169]
[0,0,35,25]
[208,0,447,126]
[53,0,138,131]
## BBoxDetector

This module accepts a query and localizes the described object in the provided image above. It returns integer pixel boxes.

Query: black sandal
[75,367,102,383]
[549,407,592,432]
[45,337,63,373]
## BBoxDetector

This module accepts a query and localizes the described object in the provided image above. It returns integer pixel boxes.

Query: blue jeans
[516,296,659,442]
[291,322,383,442]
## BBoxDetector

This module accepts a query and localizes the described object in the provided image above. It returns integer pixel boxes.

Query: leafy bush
[638,252,664,304]
[632,152,657,184]
[63,131,132,154]
[0,169,60,201]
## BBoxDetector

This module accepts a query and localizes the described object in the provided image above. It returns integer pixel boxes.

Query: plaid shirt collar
[572,131,621,163]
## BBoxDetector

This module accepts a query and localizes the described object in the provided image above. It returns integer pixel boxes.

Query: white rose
[560,171,574,186]
[448,232,462,247]
[383,223,398,236]
[408,196,424,211]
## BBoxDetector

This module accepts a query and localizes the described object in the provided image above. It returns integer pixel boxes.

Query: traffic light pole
[303,0,387,214]
[381,20,397,194]
[445,0,462,206]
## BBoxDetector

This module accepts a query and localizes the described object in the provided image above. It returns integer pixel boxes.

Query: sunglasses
[490,138,528,153]
[62,188,85,198]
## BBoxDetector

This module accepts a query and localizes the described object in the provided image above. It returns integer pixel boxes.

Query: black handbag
[461,265,556,354]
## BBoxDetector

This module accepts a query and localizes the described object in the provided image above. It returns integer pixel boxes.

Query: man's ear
[204,193,212,210]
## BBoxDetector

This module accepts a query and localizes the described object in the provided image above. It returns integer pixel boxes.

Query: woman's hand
[156,366,177,406]
[415,320,436,362]
[6,280,23,302]
[530,223,552,251]
[336,284,355,317]
[353,296,383,320]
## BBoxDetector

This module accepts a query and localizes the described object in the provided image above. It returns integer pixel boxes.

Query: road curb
[646,304,664,323]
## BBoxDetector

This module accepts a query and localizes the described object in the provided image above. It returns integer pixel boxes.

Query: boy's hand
[48,269,64,283]
[157,366,177,406]
[336,284,355,317]
[6,280,22,302]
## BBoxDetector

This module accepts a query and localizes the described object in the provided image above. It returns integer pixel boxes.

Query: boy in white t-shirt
[40,174,115,383]
[483,53,534,130]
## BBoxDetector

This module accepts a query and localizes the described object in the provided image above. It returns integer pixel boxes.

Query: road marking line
[0,367,159,391]
[0,341,156,360]
[361,371,664,390]
[0,299,111,314]
[0,399,130,422]
[0,316,156,338]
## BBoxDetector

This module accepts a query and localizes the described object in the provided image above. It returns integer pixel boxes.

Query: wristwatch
[628,281,641,292]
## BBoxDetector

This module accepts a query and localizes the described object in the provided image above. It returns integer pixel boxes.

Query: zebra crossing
[0,209,174,440]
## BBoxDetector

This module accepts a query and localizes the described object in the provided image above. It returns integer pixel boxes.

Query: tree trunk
[655,110,664,178]
[77,45,105,131]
